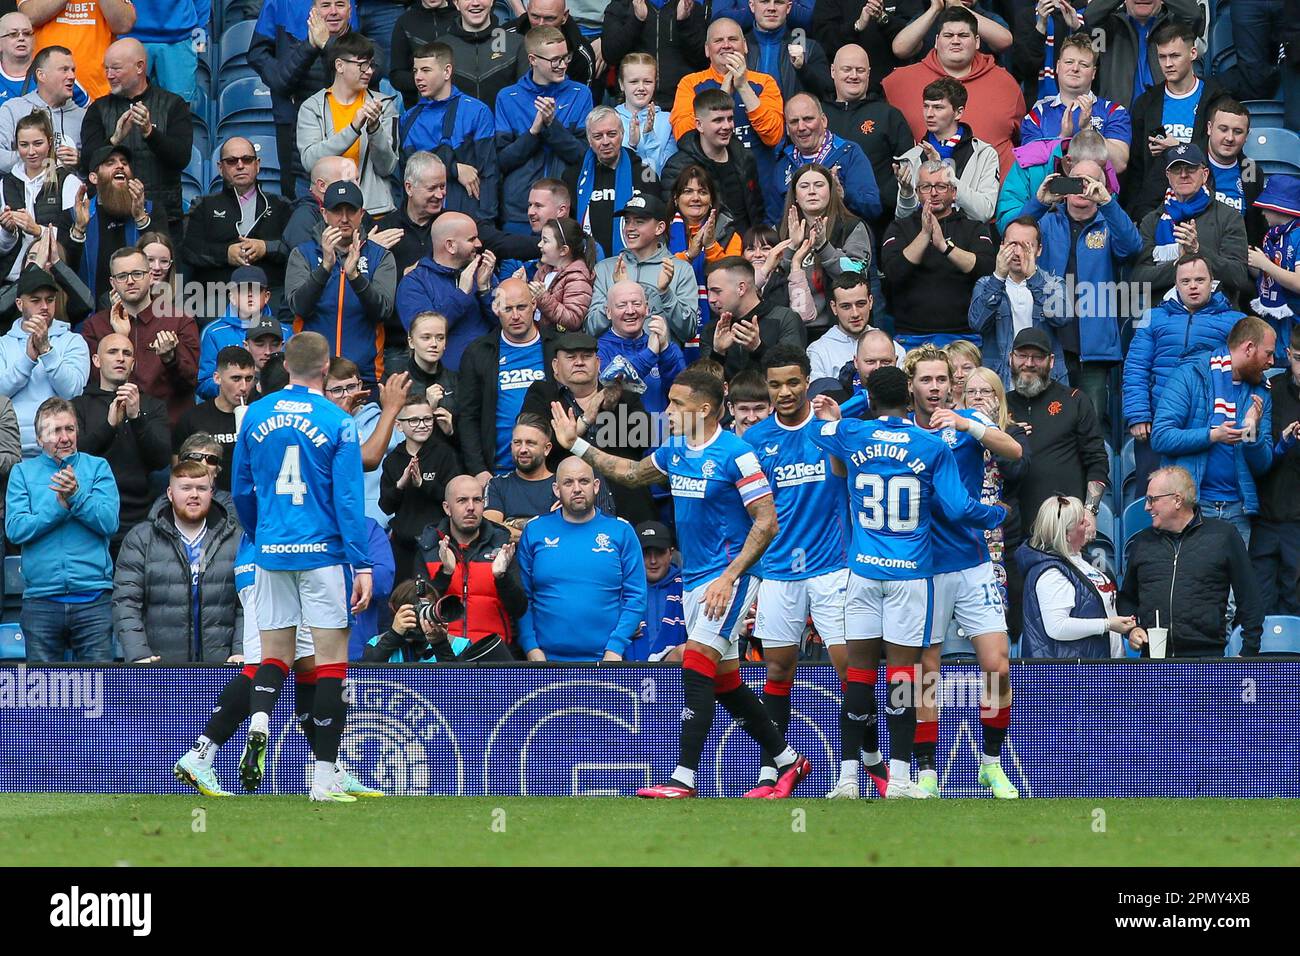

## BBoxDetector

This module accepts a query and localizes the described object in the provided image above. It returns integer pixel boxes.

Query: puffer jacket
[416,516,527,645]
[1122,287,1245,427]
[534,258,594,332]
[112,495,243,663]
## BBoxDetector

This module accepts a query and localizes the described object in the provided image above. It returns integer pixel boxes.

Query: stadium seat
[1210,15,1235,74]
[216,77,274,140]
[209,136,279,194]
[1120,437,1138,506]
[182,146,206,213]
[1095,500,1116,546]
[1256,616,1300,654]
[0,623,23,660]
[3,555,21,597]
[1122,498,1151,553]
[218,20,259,87]
[1244,128,1300,176]
[1245,100,1286,128]
[190,87,212,160]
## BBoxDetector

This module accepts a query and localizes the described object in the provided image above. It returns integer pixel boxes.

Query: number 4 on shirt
[276,447,308,505]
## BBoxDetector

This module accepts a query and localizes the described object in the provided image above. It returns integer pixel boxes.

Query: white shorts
[239,586,315,664]
[252,565,351,632]
[930,562,1007,644]
[754,569,849,648]
[844,574,934,648]
[682,574,761,660]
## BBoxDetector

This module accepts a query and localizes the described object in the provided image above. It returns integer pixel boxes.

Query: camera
[414,579,466,628]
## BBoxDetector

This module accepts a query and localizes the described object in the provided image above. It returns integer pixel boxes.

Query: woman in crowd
[964,367,1030,602]
[745,223,816,324]
[139,231,179,313]
[401,310,458,434]
[531,217,594,333]
[667,165,743,341]
[773,164,872,337]
[945,339,982,409]
[1015,495,1138,659]
[616,53,677,176]
[0,111,80,282]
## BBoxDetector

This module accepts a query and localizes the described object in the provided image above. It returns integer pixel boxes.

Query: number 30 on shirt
[855,473,920,532]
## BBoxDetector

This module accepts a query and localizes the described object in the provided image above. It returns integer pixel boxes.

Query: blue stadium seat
[1244,128,1300,176]
[1210,14,1235,74]
[1245,100,1286,128]
[191,87,212,161]
[1095,500,1116,545]
[3,555,21,596]
[1255,616,1300,654]
[209,136,280,195]
[0,623,23,660]
[218,20,259,87]
[941,620,977,660]
[1122,498,1151,552]
[182,146,206,213]
[1120,437,1139,506]
[216,76,274,140]
[1083,538,1117,579]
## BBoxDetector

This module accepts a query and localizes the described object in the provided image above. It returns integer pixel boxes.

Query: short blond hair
[902,343,953,380]
[1149,465,1197,507]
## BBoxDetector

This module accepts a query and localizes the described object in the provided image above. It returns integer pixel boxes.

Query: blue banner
[0,662,1296,798]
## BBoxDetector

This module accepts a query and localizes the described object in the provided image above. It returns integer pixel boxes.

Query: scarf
[799,130,836,167]
[924,129,963,161]
[1254,217,1299,316]
[576,148,633,256]
[1209,353,1240,430]
[1038,16,1059,98]
[1153,187,1210,262]
[668,213,708,358]
[79,196,143,298]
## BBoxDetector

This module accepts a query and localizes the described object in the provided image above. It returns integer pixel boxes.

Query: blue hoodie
[625,565,686,661]
[196,306,293,401]
[1025,195,1143,362]
[4,450,118,598]
[770,134,881,226]
[1122,288,1245,428]
[399,87,501,221]
[493,73,592,227]
[0,319,90,458]
[396,257,498,372]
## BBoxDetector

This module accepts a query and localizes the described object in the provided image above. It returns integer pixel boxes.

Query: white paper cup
[234,403,247,434]
[1147,626,1168,659]
[788,44,804,59]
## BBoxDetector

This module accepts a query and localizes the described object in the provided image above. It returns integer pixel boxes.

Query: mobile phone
[1053,176,1086,195]
[1150,125,1167,139]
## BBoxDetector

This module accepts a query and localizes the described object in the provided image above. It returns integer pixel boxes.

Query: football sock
[886,665,917,777]
[313,760,336,791]
[196,667,255,756]
[759,677,792,781]
[841,667,875,761]
[294,668,318,757]
[981,686,1012,758]
[915,719,938,772]
[671,767,696,789]
[248,658,290,728]
[311,663,348,765]
[715,669,792,765]
[676,651,717,779]
[839,759,859,785]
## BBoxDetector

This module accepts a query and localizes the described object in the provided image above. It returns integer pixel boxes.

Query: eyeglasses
[220,154,258,166]
[340,58,375,72]
[398,416,435,427]
[965,387,996,398]
[532,52,572,70]
[917,183,952,194]
[111,269,148,281]
[183,453,222,466]
[1144,492,1178,506]
[325,381,362,397]
[1,30,34,40]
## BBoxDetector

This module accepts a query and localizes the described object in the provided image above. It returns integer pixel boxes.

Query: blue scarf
[79,197,144,298]
[1209,353,1240,431]
[576,148,633,256]
[924,128,963,161]
[1039,17,1059,98]
[1256,217,1299,314]
[668,213,708,359]
[1153,187,1211,262]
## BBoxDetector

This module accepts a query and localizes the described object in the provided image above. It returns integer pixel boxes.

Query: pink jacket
[534,259,594,332]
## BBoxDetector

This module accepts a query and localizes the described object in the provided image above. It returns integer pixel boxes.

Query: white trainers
[884,778,934,799]
[309,782,358,803]
[825,779,860,799]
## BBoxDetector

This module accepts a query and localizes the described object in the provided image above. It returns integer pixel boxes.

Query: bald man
[79,36,193,231]
[182,136,293,317]
[397,210,497,372]
[517,455,646,662]
[71,331,171,553]
[20,0,136,101]
[596,278,685,415]
[0,12,35,102]
[770,90,881,224]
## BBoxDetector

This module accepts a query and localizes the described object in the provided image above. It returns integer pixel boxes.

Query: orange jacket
[670,65,785,149]
[880,50,1025,180]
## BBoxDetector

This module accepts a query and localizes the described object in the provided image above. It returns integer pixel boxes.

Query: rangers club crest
[592,533,615,554]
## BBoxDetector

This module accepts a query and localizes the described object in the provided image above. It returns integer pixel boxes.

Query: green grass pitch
[1,796,1297,866]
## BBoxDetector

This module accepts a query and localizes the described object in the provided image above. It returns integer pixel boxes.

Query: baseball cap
[230,265,269,288]
[1164,142,1206,171]
[635,521,675,550]
[615,193,668,223]
[88,144,132,170]
[1011,327,1053,354]
[244,315,284,342]
[553,331,598,353]
[323,180,365,210]
[16,264,58,296]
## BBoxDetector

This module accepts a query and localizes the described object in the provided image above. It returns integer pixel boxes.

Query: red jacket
[880,50,1025,180]
[417,517,527,644]
[81,300,200,425]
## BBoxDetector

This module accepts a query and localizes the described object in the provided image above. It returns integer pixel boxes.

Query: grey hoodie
[0,91,87,173]
[586,243,701,348]
[296,88,400,216]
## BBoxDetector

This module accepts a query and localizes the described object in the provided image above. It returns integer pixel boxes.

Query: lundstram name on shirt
[246,413,330,448]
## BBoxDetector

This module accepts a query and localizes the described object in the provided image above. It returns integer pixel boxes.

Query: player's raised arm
[932,441,1006,531]
[550,401,665,488]
[929,407,1023,461]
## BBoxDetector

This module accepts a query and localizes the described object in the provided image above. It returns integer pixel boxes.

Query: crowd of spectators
[2,0,1299,665]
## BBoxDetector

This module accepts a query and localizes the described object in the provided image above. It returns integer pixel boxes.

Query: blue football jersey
[232,384,371,572]
[915,409,995,575]
[234,534,256,594]
[810,416,1005,580]
[650,427,773,589]
[744,411,847,580]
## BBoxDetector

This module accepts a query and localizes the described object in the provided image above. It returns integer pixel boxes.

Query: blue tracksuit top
[493,73,592,227]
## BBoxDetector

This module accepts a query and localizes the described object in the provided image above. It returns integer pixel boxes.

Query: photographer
[362,580,465,662]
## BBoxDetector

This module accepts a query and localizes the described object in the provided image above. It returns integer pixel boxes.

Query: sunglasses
[183,453,222,467]
[220,154,258,167]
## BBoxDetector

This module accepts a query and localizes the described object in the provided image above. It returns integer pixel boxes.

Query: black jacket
[811,0,917,88]
[1005,379,1110,537]
[441,17,524,111]
[457,327,558,475]
[79,82,194,226]
[659,130,765,236]
[379,438,465,546]
[181,185,292,297]
[824,92,915,231]
[879,211,997,337]
[0,166,75,279]
[1123,75,1229,222]
[1119,509,1263,656]
[602,0,709,110]
[701,297,806,378]
[513,12,601,101]
[71,383,171,542]
[390,2,459,108]
[1257,371,1300,523]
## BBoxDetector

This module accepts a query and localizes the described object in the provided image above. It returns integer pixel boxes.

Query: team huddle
[171,330,1020,802]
